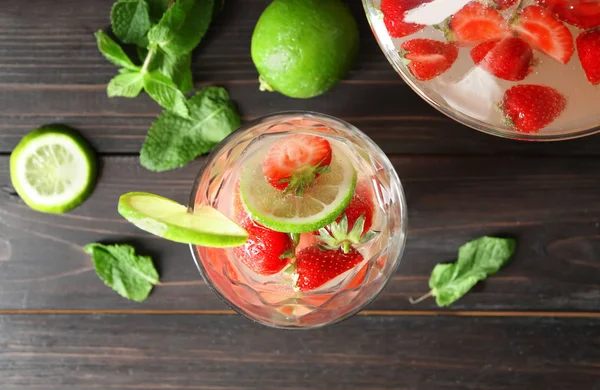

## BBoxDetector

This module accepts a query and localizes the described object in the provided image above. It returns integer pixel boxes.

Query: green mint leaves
[84,243,159,302]
[111,0,152,45]
[141,86,240,171]
[148,0,214,56]
[95,0,239,171]
[411,237,517,307]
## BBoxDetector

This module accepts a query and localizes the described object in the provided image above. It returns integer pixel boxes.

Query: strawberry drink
[190,112,407,329]
[365,0,600,139]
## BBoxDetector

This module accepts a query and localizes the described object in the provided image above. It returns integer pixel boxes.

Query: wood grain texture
[1,155,599,311]
[2,0,600,155]
[1,314,600,389]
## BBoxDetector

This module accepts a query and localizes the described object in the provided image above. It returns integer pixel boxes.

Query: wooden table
[2,1,600,389]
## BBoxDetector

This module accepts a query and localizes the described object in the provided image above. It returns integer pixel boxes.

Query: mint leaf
[95,30,139,70]
[143,71,190,117]
[111,0,152,45]
[151,49,194,94]
[107,71,144,97]
[148,0,214,56]
[84,243,159,302]
[146,0,171,22]
[411,237,517,307]
[140,86,240,171]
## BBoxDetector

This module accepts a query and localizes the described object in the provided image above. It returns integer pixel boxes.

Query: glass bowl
[189,112,407,329]
[363,0,600,141]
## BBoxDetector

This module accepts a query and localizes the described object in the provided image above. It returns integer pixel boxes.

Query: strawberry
[445,2,510,46]
[233,214,293,275]
[294,246,364,291]
[400,39,459,81]
[336,193,374,236]
[470,36,534,81]
[512,5,574,64]
[380,0,434,38]
[262,134,332,196]
[500,84,567,133]
[492,0,518,10]
[536,0,600,29]
[577,29,600,85]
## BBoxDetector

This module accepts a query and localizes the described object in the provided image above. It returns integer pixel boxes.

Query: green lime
[10,126,97,213]
[251,0,360,99]
[240,150,357,233]
[118,192,248,247]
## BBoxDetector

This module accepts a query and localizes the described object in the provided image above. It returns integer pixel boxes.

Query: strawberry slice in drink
[577,29,600,85]
[470,36,534,81]
[492,0,518,10]
[400,39,459,81]
[536,0,600,29]
[380,0,434,38]
[294,246,364,291]
[444,2,510,46]
[499,84,567,133]
[512,5,574,64]
[262,134,332,196]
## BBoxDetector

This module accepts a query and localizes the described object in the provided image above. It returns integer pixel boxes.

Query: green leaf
[143,71,190,117]
[94,30,139,70]
[412,237,517,307]
[107,71,145,98]
[140,86,240,171]
[146,0,171,22]
[148,0,214,56]
[150,49,194,94]
[111,0,152,45]
[84,243,159,302]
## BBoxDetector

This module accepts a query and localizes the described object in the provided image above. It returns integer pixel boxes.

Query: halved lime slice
[118,192,248,247]
[10,126,96,213]
[240,150,357,233]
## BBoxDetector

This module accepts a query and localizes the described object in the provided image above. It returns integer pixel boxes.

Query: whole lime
[251,0,360,99]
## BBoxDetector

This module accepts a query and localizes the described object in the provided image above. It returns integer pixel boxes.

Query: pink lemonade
[190,113,406,328]
[365,0,600,139]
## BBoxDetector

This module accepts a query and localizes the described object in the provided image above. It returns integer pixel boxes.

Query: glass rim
[362,0,600,142]
[187,111,409,329]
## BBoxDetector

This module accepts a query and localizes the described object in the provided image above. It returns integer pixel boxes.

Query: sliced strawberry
[512,5,574,64]
[262,134,332,196]
[380,0,434,38]
[500,84,566,133]
[577,29,600,85]
[295,246,363,291]
[400,39,459,81]
[233,214,293,275]
[536,0,600,29]
[446,2,510,46]
[471,36,534,81]
[492,0,518,10]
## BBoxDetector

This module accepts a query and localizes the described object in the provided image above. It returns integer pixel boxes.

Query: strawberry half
[400,38,459,81]
[294,246,364,291]
[536,0,600,29]
[492,0,518,10]
[233,214,294,275]
[380,0,434,38]
[470,36,534,81]
[577,29,600,85]
[262,134,332,196]
[445,2,510,46]
[512,5,574,64]
[500,84,567,133]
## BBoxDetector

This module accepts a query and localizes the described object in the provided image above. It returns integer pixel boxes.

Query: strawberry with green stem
[499,84,566,133]
[442,2,510,46]
[262,134,332,196]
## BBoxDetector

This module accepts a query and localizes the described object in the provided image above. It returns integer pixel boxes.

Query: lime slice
[10,126,96,213]
[240,150,357,233]
[118,192,248,247]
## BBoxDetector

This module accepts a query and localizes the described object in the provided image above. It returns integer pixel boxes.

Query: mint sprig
[410,236,517,307]
[84,243,159,302]
[95,0,239,171]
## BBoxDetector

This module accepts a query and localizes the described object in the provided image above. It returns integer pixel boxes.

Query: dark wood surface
[1,0,600,389]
